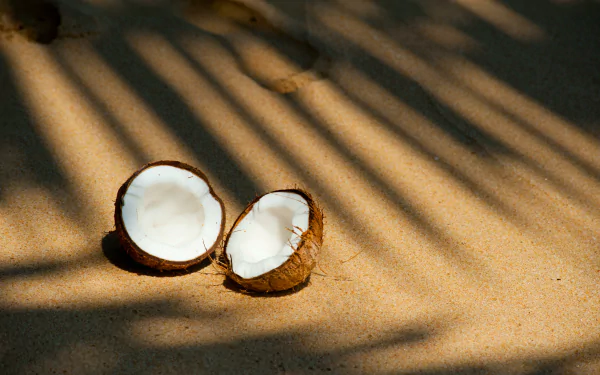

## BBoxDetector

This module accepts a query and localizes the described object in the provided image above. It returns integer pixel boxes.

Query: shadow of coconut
[101,230,212,277]
[221,273,311,297]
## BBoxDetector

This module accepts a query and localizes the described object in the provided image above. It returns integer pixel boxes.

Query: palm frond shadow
[1,0,600,373]
[3,299,599,374]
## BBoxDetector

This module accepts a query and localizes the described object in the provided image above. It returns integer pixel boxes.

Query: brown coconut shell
[114,160,225,271]
[222,189,324,292]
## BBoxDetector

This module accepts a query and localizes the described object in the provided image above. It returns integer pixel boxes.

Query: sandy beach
[1,0,600,373]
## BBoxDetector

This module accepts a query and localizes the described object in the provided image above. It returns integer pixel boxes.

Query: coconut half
[223,189,323,292]
[114,161,225,270]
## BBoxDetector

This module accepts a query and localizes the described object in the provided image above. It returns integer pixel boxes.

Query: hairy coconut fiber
[223,189,324,292]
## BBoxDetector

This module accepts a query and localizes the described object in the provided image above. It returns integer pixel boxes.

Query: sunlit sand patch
[0,41,137,227]
[0,185,88,264]
[293,67,600,279]
[437,55,600,173]
[413,28,600,184]
[303,0,600,293]
[0,142,87,252]
[0,258,197,308]
[54,42,196,163]
[54,38,240,209]
[341,276,599,371]
[300,63,512,211]
[316,5,600,218]
[428,56,600,215]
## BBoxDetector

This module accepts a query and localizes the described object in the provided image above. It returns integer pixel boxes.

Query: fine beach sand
[1,0,600,373]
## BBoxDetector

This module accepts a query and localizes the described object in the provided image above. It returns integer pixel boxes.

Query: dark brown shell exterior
[223,189,324,292]
[114,160,226,271]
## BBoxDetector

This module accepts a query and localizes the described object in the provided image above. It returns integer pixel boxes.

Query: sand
[1,0,599,373]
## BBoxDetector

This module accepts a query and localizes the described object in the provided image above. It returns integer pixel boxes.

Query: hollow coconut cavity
[114,161,225,270]
[223,189,323,292]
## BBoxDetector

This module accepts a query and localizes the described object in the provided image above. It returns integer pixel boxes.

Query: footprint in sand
[0,0,102,44]
[182,0,329,94]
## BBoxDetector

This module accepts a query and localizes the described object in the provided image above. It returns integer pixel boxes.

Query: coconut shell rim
[222,188,323,287]
[114,160,226,270]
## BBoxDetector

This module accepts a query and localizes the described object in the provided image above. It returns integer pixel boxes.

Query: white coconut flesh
[121,165,223,262]
[226,192,310,279]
